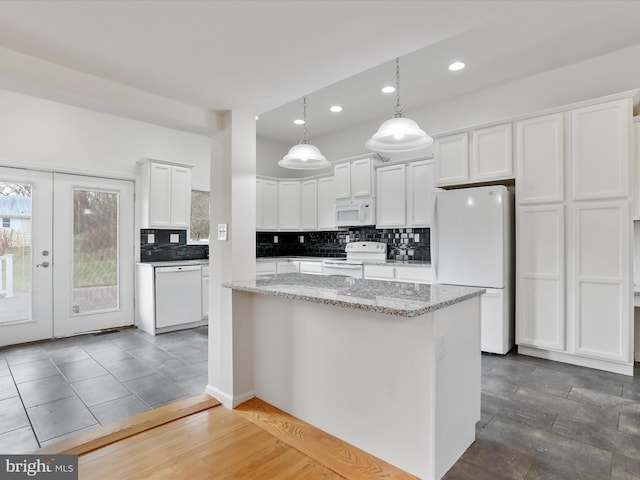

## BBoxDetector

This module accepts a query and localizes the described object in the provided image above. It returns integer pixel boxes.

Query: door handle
[36,261,50,268]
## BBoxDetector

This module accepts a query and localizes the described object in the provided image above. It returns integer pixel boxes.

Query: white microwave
[335,197,376,227]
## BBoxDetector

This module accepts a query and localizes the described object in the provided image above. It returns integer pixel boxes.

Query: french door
[0,167,134,346]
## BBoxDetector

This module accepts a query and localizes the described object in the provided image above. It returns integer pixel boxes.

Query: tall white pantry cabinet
[516,95,636,375]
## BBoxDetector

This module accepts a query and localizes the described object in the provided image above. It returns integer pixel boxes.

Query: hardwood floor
[73,397,416,480]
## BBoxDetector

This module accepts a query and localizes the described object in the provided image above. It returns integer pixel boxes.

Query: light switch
[217,223,228,241]
[147,233,155,244]
[169,234,179,243]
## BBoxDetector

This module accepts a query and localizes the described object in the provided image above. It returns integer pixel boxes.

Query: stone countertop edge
[137,259,209,267]
[256,256,432,267]
[224,274,484,318]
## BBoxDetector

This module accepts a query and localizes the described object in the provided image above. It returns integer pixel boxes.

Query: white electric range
[322,241,387,278]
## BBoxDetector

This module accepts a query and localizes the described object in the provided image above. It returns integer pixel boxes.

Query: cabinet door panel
[256,179,264,228]
[572,201,630,362]
[407,160,437,227]
[278,181,301,230]
[301,179,318,230]
[351,158,374,197]
[517,205,565,350]
[262,180,278,230]
[376,163,406,228]
[516,114,564,204]
[435,133,468,186]
[571,99,631,200]
[317,177,336,229]
[472,123,513,182]
[148,163,172,227]
[334,163,351,199]
[169,166,191,228]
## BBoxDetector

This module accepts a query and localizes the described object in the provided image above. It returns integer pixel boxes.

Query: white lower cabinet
[299,261,323,275]
[363,264,432,283]
[516,204,565,350]
[363,264,395,281]
[256,261,277,276]
[276,261,299,274]
[570,201,631,362]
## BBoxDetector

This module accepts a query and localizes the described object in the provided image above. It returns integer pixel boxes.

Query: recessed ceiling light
[448,61,466,71]
[381,86,395,94]
[293,119,305,125]
[329,105,343,113]
[255,115,259,120]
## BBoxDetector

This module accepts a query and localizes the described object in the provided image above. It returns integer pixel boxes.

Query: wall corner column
[207,110,256,408]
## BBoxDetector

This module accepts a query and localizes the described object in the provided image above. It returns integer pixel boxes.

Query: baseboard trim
[37,393,220,455]
[205,385,255,409]
[518,346,634,376]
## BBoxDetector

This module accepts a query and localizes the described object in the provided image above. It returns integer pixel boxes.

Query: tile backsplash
[257,227,430,261]
[140,229,208,262]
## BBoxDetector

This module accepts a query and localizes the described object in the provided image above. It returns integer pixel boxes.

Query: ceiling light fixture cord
[394,57,403,117]
[302,95,308,143]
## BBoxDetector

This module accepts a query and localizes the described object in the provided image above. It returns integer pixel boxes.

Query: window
[190,190,210,243]
[2,218,10,228]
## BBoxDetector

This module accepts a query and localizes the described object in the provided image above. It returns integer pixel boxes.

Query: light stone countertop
[136,259,209,267]
[256,256,432,268]
[225,273,483,317]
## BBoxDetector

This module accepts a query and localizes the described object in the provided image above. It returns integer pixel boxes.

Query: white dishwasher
[155,265,202,329]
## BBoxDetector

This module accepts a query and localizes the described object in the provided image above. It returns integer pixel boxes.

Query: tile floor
[0,326,208,452]
[1,330,639,480]
[445,352,640,480]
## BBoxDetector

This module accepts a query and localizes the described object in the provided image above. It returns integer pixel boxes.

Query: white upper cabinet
[571,98,631,201]
[257,178,278,231]
[334,157,377,199]
[301,179,318,230]
[471,123,513,182]
[434,133,468,186]
[516,113,564,204]
[139,161,192,229]
[435,123,513,187]
[317,176,336,230]
[636,121,640,219]
[334,162,351,199]
[278,181,301,230]
[351,157,376,197]
[376,163,406,228]
[407,159,438,227]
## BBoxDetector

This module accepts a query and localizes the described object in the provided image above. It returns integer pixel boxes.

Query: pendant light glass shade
[365,116,433,152]
[279,96,329,170]
[366,57,433,153]
[278,141,328,170]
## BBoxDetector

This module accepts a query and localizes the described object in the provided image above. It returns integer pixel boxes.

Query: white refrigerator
[433,185,514,354]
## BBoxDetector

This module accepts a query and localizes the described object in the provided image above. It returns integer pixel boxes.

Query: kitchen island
[224,273,484,480]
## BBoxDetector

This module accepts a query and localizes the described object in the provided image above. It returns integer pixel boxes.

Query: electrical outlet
[274,235,278,244]
[299,235,304,243]
[170,233,179,243]
[147,233,155,244]
[437,335,446,360]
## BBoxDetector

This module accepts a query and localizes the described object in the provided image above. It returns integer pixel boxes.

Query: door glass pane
[0,182,32,324]
[72,189,119,315]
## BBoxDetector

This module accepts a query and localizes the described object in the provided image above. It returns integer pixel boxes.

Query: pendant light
[365,57,433,153]
[279,96,329,170]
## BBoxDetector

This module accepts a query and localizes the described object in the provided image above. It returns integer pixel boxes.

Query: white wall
[0,89,211,182]
[310,44,640,163]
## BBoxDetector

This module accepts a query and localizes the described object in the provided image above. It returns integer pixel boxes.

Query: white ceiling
[0,1,639,144]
